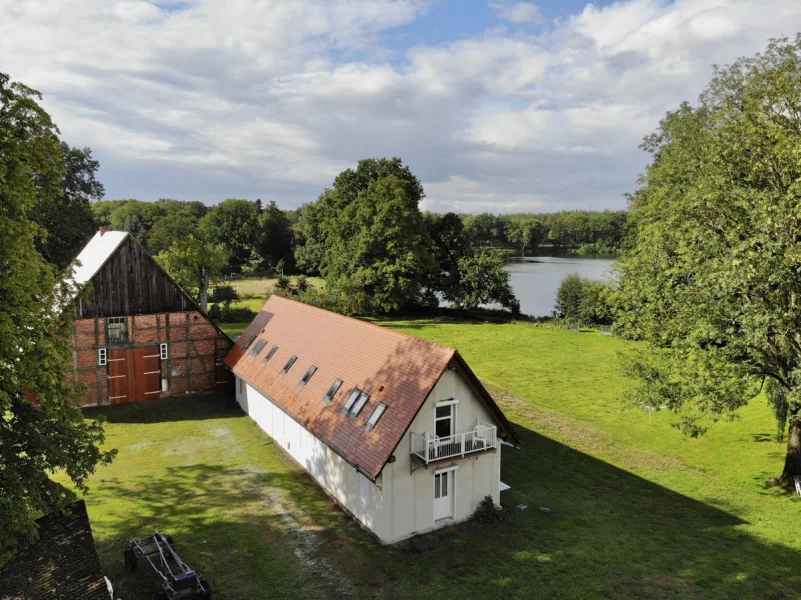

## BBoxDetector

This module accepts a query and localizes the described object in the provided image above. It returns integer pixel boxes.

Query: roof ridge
[265,294,457,354]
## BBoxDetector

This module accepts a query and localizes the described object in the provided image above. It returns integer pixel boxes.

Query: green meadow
[69,317,800,599]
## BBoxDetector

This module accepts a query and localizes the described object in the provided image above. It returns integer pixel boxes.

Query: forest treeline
[91,197,628,276]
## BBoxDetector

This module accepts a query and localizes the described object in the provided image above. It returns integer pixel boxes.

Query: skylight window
[366,403,386,429]
[242,334,256,350]
[263,345,278,363]
[351,392,370,417]
[300,365,317,386]
[280,355,297,374]
[250,339,268,357]
[323,379,342,403]
[343,389,361,412]
[342,388,370,417]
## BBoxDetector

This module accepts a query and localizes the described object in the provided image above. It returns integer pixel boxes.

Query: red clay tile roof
[225,296,518,480]
[0,500,108,600]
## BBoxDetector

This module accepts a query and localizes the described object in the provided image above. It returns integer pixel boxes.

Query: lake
[505,254,616,317]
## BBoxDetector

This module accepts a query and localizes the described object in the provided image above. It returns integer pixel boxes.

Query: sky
[3,1,801,214]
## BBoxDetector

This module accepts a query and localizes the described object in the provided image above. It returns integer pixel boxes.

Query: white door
[434,471,453,521]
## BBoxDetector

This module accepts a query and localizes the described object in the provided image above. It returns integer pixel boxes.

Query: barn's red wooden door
[133,346,161,402]
[107,348,133,405]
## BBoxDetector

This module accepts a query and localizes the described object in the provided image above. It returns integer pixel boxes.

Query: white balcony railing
[411,419,497,464]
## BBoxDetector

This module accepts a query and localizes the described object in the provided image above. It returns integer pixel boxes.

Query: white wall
[235,367,504,544]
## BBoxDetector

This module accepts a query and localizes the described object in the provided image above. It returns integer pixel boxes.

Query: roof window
[366,403,386,429]
[280,355,297,374]
[323,379,342,403]
[250,339,268,357]
[242,334,256,350]
[343,388,370,417]
[263,345,278,363]
[300,365,317,386]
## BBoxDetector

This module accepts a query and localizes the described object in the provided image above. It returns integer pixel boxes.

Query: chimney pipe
[99,226,111,236]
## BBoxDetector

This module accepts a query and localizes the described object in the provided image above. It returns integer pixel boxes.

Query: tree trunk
[198,267,210,312]
[779,420,801,487]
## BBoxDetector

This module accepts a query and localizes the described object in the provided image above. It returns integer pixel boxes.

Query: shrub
[555,273,614,325]
[274,274,291,291]
[294,274,309,293]
[217,306,256,323]
[211,284,240,307]
[473,495,503,524]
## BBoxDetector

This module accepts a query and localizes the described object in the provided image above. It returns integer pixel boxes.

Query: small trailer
[124,532,210,600]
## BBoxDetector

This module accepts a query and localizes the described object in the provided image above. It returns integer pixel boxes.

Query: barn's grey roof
[0,500,108,600]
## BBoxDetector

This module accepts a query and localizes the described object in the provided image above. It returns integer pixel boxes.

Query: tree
[298,158,434,313]
[555,273,612,324]
[465,213,507,248]
[198,199,259,271]
[0,72,115,562]
[32,143,104,268]
[323,163,434,313]
[256,200,294,273]
[555,273,584,321]
[425,212,468,299]
[615,36,801,484]
[156,235,229,311]
[446,250,519,314]
[148,212,199,255]
[507,219,541,256]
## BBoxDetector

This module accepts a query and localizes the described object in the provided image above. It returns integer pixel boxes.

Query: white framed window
[159,343,168,360]
[97,347,107,366]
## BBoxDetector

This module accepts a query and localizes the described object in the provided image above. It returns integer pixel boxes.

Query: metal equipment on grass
[124,532,210,600]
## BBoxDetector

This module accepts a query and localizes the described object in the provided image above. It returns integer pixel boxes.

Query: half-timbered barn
[66,227,233,407]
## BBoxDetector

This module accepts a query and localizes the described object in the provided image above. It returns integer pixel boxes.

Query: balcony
[410,419,497,466]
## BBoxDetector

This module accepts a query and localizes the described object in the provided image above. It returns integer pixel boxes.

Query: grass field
[210,276,325,320]
[72,318,801,599]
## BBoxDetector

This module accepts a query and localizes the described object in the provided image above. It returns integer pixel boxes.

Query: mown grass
[72,318,801,599]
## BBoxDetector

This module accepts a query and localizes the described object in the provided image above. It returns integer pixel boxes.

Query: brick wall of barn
[71,310,233,407]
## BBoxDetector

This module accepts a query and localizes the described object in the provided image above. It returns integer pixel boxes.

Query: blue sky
[2,0,801,213]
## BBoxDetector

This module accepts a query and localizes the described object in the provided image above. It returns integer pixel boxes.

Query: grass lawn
[218,276,325,300]
[74,318,801,599]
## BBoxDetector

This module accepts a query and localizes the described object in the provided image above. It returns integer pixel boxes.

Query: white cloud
[491,2,545,25]
[2,0,801,212]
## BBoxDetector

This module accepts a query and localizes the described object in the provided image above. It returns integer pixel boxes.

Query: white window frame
[159,343,168,360]
[435,403,456,438]
[97,347,107,366]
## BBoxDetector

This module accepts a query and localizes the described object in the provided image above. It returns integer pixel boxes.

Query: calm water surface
[505,255,616,317]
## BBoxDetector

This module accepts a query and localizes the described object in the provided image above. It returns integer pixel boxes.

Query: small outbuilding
[225,295,520,543]
[65,228,233,407]
[0,500,109,600]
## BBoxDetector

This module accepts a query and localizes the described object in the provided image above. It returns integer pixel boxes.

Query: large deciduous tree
[32,143,104,268]
[615,36,801,485]
[298,158,435,313]
[198,199,259,271]
[0,72,115,563]
[156,235,229,311]
[256,200,294,273]
[446,250,519,314]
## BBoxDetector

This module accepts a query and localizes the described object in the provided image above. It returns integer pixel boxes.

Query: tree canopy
[615,36,801,484]
[0,72,115,563]
[156,235,229,311]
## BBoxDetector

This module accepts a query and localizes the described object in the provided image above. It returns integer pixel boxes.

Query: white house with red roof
[225,295,520,543]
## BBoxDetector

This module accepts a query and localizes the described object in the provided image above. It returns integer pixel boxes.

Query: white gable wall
[234,366,504,544]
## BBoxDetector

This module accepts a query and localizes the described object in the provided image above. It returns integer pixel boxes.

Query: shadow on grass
[85,397,801,600]
[367,424,801,600]
[85,392,241,424]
